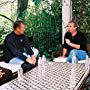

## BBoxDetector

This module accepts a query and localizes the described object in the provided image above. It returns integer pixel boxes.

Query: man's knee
[9,57,24,65]
[67,49,77,63]
[69,49,77,55]
[69,49,87,61]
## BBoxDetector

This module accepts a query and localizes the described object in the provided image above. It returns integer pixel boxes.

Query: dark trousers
[21,61,38,73]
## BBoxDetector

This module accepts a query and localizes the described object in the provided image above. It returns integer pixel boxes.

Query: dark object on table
[0,67,12,86]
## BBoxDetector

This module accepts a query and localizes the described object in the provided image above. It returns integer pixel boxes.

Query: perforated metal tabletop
[0,62,89,90]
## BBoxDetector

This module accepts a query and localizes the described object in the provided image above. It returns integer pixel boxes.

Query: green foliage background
[72,0,90,43]
[20,0,62,55]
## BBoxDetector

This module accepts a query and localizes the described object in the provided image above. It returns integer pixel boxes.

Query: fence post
[62,0,72,44]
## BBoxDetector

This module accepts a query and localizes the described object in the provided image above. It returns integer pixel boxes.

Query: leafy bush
[19,0,62,57]
[72,0,90,44]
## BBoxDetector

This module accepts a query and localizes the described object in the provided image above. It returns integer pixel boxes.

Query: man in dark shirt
[3,20,36,72]
[62,21,88,63]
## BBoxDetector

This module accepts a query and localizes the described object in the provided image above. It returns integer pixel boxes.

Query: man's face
[67,22,77,33]
[17,23,25,34]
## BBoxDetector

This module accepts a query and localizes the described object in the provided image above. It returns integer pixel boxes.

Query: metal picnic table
[0,62,89,90]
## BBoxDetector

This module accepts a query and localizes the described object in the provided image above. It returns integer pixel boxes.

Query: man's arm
[62,48,67,57]
[66,39,80,49]
[69,43,80,49]
[65,32,87,50]
[24,36,34,56]
[61,32,69,57]
[24,36,36,64]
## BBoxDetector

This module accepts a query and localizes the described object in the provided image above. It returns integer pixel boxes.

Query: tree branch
[0,14,14,23]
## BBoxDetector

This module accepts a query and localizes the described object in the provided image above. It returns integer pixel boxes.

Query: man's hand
[0,70,5,79]
[26,55,36,65]
[26,58,35,65]
[62,48,67,58]
[65,39,71,45]
[31,55,36,65]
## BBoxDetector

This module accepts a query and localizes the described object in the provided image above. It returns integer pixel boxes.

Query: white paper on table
[0,62,21,73]
[78,58,90,63]
[78,60,86,63]
[53,57,67,62]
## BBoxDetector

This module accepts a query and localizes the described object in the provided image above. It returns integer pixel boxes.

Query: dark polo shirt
[63,31,87,55]
[3,31,34,63]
